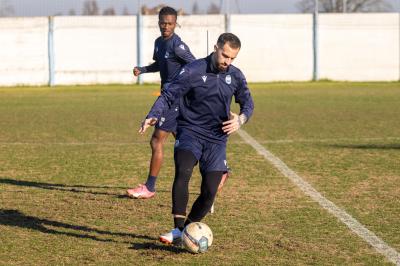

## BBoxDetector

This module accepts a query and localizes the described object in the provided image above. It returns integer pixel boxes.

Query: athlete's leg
[126,128,170,199]
[185,171,223,224]
[160,170,221,244]
[148,128,170,177]
[159,141,198,244]
[210,169,230,213]
[172,149,197,230]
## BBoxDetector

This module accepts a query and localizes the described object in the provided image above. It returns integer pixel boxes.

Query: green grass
[0,82,399,265]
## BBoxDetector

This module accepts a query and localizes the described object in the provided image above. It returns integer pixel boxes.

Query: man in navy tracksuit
[139,33,254,244]
[127,6,196,199]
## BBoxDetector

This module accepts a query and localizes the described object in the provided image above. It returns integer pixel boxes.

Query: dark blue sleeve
[146,67,192,119]
[140,40,160,73]
[174,42,196,64]
[234,71,254,120]
[142,61,160,73]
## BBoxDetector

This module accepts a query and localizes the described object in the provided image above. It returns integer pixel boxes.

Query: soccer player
[127,6,196,199]
[139,33,254,244]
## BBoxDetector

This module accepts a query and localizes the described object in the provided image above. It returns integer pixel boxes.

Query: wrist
[238,114,247,126]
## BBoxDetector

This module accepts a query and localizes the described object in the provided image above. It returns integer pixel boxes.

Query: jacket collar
[206,53,229,74]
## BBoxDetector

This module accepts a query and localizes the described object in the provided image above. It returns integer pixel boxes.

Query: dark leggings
[172,149,223,222]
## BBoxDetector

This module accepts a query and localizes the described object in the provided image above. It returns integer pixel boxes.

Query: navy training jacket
[147,54,254,143]
[137,34,195,86]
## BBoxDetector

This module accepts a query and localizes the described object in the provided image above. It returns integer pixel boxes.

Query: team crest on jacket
[225,75,231,84]
[164,52,169,58]
[202,75,207,83]
[179,44,185,50]
[159,117,165,127]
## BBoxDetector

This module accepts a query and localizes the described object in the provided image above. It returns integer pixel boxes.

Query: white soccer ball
[181,222,213,253]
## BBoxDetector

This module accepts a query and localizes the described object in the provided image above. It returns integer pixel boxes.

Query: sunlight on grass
[0,82,399,265]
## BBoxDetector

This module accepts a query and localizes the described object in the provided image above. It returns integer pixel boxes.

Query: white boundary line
[0,137,399,146]
[237,129,400,265]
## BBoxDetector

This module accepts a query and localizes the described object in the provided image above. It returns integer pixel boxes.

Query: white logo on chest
[225,75,231,85]
[202,75,207,83]
[159,117,165,127]
[179,44,185,50]
[164,51,169,58]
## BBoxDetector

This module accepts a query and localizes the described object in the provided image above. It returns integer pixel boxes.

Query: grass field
[1,82,399,265]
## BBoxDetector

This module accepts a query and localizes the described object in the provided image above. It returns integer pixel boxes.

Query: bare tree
[103,7,116,15]
[207,2,220,14]
[192,1,201,14]
[297,0,392,12]
[122,6,130,15]
[0,0,14,17]
[82,0,99,15]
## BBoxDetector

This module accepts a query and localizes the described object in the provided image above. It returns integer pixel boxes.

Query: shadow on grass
[130,242,186,254]
[0,177,189,198]
[0,177,129,197]
[0,209,156,243]
[326,143,400,150]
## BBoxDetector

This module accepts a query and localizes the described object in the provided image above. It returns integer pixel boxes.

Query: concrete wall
[0,17,49,86]
[319,13,399,81]
[0,13,398,86]
[231,14,314,82]
[53,16,136,85]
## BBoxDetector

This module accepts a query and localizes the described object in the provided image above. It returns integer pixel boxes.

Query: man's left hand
[222,111,241,135]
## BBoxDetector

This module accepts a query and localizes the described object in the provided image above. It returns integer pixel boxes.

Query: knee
[175,163,193,178]
[172,169,191,193]
[150,135,163,150]
[174,150,196,177]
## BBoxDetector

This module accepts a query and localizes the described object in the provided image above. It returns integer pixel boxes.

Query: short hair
[159,6,177,19]
[217,33,241,49]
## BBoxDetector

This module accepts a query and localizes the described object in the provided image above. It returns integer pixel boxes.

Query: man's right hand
[138,117,158,134]
[133,67,141,76]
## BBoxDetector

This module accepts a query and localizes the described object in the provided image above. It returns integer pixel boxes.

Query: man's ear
[214,45,218,52]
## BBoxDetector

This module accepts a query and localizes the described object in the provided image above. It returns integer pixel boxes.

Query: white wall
[0,17,49,86]
[53,16,136,85]
[0,13,398,86]
[319,13,399,81]
[231,14,314,82]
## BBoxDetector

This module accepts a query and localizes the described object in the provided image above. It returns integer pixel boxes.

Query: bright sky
[3,0,399,16]
[4,0,298,16]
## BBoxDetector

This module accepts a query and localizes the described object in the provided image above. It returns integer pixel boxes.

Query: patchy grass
[0,82,399,265]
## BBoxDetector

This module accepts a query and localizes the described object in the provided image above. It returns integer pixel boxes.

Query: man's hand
[133,67,141,77]
[222,111,241,135]
[138,117,158,134]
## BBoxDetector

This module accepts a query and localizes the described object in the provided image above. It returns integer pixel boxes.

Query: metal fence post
[312,0,319,81]
[225,0,231,33]
[48,16,55,86]
[136,0,143,85]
